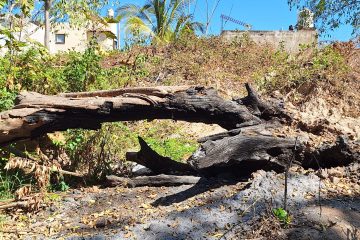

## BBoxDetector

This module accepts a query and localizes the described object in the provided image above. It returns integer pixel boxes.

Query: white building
[45,22,119,54]
[0,14,119,54]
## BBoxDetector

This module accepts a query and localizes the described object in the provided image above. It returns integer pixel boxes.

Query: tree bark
[188,124,297,174]
[44,0,51,50]
[0,86,263,146]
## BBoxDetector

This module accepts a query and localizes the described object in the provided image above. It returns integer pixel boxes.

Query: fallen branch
[0,201,29,210]
[106,174,201,187]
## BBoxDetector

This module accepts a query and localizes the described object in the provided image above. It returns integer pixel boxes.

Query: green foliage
[0,88,16,111]
[0,0,35,52]
[0,42,143,110]
[124,29,150,49]
[65,129,86,155]
[49,0,117,28]
[0,149,35,200]
[144,137,198,162]
[0,169,30,200]
[62,44,102,92]
[45,192,62,202]
[273,207,292,225]
[0,28,27,51]
[12,47,64,93]
[288,0,359,36]
[119,0,204,43]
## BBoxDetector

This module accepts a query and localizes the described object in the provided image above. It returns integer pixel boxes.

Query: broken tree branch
[106,174,201,187]
[0,201,29,210]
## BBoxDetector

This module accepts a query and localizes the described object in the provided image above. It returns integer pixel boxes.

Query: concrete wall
[221,30,318,53]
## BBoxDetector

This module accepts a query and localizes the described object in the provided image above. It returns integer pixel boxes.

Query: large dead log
[0,86,265,146]
[127,124,298,176]
[3,83,357,178]
[126,127,359,176]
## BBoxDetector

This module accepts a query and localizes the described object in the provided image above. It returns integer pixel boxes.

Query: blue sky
[106,0,354,42]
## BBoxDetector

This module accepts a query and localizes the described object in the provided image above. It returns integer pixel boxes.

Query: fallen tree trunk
[106,174,201,187]
[0,86,266,146]
[2,83,358,178]
[126,125,298,176]
[126,126,359,176]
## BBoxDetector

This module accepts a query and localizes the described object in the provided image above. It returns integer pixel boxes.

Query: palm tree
[118,0,203,43]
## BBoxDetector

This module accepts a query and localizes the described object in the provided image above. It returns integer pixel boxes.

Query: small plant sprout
[273,207,292,225]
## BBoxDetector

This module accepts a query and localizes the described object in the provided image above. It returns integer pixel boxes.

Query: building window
[55,34,65,44]
[113,39,118,50]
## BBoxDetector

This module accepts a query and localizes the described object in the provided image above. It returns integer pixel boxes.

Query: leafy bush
[62,44,102,92]
[0,88,17,111]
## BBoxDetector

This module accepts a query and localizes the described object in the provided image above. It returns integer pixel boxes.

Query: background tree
[118,0,204,43]
[0,0,35,47]
[43,0,50,50]
[288,0,359,36]
[34,0,117,50]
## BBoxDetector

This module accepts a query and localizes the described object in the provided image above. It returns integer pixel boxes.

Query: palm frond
[120,0,200,43]
[124,16,155,37]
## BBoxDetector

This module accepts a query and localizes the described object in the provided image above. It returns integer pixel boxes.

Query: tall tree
[118,0,204,43]
[288,0,359,36]
[43,0,50,49]
[0,0,34,50]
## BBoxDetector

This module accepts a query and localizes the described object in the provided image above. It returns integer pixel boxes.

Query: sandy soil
[1,163,359,240]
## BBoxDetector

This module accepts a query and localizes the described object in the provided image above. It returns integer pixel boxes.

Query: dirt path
[1,163,359,240]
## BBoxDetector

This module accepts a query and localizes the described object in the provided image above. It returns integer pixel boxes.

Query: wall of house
[221,30,318,53]
[0,22,117,55]
[49,23,88,53]
[50,23,117,53]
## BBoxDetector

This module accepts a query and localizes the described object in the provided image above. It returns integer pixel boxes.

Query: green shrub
[0,88,17,111]
[62,45,102,92]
